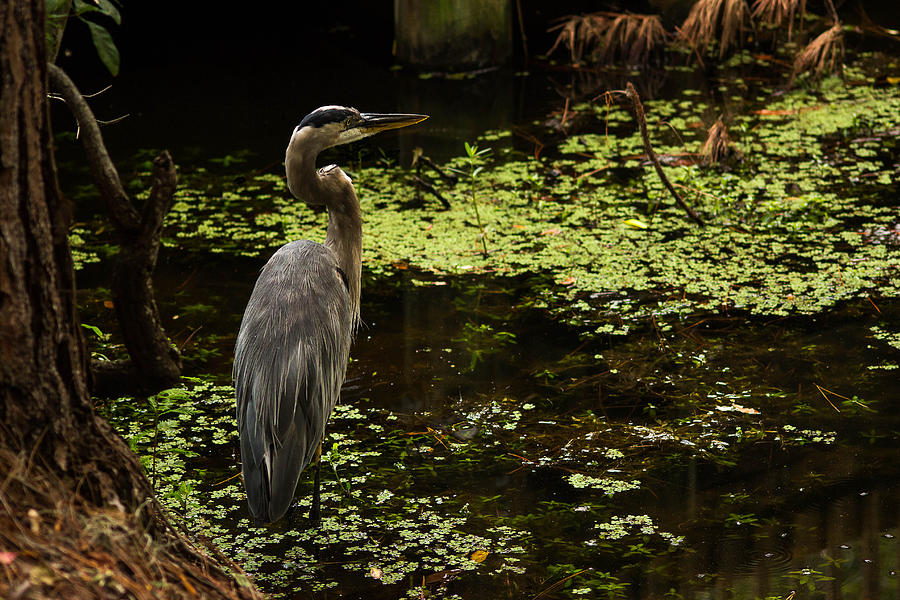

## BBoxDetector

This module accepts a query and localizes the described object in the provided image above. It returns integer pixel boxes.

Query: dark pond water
[60,9,900,599]
[77,251,900,599]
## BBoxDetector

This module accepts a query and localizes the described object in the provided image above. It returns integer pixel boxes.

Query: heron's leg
[309,442,322,524]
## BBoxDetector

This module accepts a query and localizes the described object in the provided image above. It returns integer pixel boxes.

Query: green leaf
[73,0,122,23]
[83,19,119,76]
[72,0,95,16]
[94,0,121,25]
[80,323,104,337]
[45,0,71,55]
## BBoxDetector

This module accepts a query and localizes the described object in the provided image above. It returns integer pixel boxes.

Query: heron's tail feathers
[239,401,317,524]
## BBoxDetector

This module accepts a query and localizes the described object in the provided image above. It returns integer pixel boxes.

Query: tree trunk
[394,0,512,70]
[0,0,122,495]
[0,2,258,596]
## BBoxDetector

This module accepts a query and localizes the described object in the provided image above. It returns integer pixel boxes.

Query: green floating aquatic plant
[92,78,894,333]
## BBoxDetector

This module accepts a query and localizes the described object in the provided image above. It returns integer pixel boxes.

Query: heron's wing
[234,240,353,524]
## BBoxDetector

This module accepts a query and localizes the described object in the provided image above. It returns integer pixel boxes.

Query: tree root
[0,447,261,599]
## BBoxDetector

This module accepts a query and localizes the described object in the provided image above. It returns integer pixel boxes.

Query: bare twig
[822,0,839,24]
[82,84,112,98]
[48,64,140,233]
[515,0,529,62]
[419,155,459,184]
[624,82,705,226]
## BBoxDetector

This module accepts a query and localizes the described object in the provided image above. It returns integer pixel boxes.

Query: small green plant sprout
[787,567,834,592]
[81,323,113,361]
[164,480,195,513]
[324,441,352,495]
[452,321,516,371]
[453,141,492,258]
[724,512,759,527]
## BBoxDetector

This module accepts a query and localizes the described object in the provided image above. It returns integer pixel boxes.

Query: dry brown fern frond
[701,118,740,164]
[548,16,581,64]
[792,23,843,79]
[680,0,751,59]
[752,0,806,40]
[548,12,667,66]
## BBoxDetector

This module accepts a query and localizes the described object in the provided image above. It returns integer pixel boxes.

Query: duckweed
[72,53,900,600]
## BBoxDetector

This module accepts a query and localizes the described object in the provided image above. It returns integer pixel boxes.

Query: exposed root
[0,448,260,599]
[752,0,806,40]
[701,117,740,165]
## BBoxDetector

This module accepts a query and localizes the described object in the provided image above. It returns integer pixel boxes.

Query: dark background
[52,1,900,166]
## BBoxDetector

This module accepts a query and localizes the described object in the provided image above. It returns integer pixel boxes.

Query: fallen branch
[419,154,459,185]
[624,82,705,226]
[411,175,451,209]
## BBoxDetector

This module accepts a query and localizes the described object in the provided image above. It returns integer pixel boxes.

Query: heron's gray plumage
[234,241,354,523]
[234,105,426,524]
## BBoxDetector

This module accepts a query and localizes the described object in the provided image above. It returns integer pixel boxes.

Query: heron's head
[293,105,428,151]
[286,106,428,204]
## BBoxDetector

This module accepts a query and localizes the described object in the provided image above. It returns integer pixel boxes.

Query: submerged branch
[411,175,451,209]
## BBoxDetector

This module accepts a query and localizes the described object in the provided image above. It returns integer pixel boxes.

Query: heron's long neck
[324,190,362,329]
[286,136,362,328]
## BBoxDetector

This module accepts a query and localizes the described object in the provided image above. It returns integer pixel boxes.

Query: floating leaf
[470,549,490,563]
[716,404,761,415]
[624,218,648,229]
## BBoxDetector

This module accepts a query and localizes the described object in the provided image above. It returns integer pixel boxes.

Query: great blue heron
[234,106,428,524]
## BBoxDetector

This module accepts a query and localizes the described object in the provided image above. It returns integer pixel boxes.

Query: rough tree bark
[0,1,258,597]
[48,64,182,396]
[0,0,126,498]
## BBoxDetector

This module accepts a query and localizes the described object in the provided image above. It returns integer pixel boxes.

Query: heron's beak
[358,113,429,135]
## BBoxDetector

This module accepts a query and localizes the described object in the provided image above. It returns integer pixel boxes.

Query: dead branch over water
[624,82,706,227]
